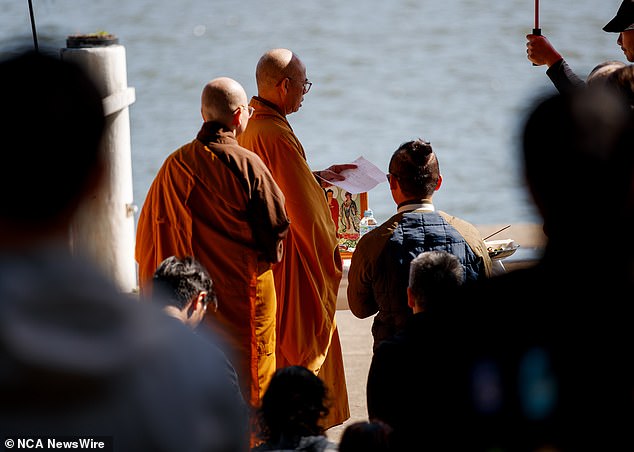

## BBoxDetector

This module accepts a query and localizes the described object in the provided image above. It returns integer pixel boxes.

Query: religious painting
[323,187,368,259]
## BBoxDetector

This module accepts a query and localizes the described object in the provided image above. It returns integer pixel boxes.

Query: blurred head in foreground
[587,60,627,86]
[0,46,105,245]
[522,87,634,242]
[338,420,394,452]
[255,365,331,447]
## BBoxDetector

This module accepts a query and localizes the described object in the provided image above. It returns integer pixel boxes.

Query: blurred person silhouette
[347,138,492,352]
[605,62,634,108]
[151,255,217,329]
[338,420,394,452]
[252,365,337,452]
[365,250,464,448]
[237,47,351,428]
[135,74,291,428]
[586,60,627,86]
[0,47,248,452]
[526,0,634,93]
[407,88,634,450]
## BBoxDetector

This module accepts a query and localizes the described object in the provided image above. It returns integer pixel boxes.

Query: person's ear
[279,77,290,94]
[187,291,208,318]
[435,174,443,191]
[232,109,243,128]
[194,291,208,315]
[407,287,415,310]
[389,174,398,190]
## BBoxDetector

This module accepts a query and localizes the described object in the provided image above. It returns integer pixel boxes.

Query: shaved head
[201,77,248,126]
[255,48,307,115]
[256,48,296,90]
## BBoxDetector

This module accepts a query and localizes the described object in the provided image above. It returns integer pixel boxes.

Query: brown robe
[238,97,350,428]
[135,123,290,412]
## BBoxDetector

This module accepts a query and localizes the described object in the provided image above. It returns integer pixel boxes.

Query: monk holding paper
[238,48,351,428]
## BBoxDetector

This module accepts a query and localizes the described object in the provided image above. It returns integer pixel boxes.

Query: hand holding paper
[316,156,386,194]
[316,163,358,187]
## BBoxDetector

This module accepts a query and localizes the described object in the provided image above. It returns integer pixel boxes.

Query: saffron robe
[135,123,290,411]
[237,97,350,428]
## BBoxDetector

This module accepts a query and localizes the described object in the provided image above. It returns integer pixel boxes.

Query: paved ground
[325,310,373,444]
[325,223,547,443]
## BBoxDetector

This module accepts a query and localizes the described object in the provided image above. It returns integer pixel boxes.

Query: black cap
[604,0,634,32]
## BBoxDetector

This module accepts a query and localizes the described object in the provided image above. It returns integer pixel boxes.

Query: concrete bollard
[62,35,137,293]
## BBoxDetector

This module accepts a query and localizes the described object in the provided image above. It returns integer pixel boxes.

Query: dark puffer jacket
[348,210,490,351]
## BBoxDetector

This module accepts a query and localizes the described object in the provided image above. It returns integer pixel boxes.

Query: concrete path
[326,310,373,443]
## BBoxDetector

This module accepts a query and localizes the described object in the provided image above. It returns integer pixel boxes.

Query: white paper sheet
[318,156,386,194]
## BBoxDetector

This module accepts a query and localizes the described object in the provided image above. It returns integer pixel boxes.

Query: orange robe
[238,97,350,428]
[135,123,290,412]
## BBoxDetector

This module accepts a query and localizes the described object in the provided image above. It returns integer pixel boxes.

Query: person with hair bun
[347,138,492,352]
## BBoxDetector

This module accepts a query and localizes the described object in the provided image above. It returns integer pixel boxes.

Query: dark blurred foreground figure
[338,420,394,452]
[586,60,627,86]
[605,63,634,108]
[408,87,634,451]
[0,48,248,452]
[252,366,337,451]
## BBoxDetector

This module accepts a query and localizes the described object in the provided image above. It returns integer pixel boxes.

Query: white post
[61,37,137,293]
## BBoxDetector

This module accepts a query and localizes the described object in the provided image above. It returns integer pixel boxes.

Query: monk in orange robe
[238,48,353,428]
[135,77,290,424]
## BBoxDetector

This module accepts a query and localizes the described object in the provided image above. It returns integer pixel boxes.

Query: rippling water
[2,0,622,225]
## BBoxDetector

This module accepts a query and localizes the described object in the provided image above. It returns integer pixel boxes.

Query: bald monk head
[201,76,253,136]
[255,48,311,116]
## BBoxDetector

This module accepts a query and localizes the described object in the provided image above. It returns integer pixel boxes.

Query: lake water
[2,0,623,226]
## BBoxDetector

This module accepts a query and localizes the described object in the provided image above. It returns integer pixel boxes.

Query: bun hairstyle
[410,138,434,158]
[389,138,440,197]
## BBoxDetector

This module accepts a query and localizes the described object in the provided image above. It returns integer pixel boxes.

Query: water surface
[3,0,622,225]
